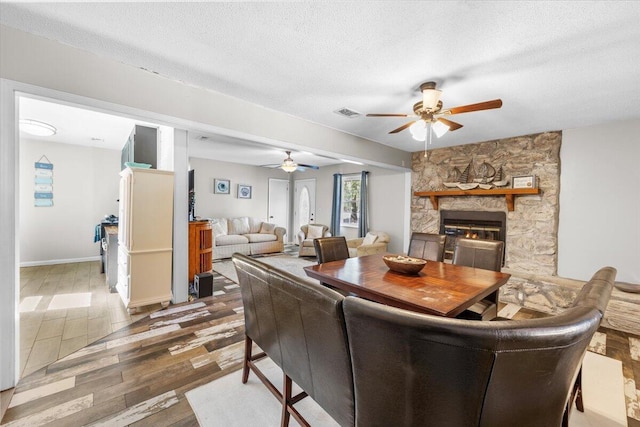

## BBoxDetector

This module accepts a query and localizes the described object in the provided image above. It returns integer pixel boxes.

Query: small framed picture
[512,175,537,189]
[238,184,252,199]
[214,179,230,194]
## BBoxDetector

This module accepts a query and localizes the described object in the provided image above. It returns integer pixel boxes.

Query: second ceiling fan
[367,81,502,140]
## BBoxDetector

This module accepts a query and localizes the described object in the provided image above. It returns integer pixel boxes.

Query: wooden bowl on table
[383,255,427,275]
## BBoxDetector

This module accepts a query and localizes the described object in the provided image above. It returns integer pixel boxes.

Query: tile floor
[18,261,159,378]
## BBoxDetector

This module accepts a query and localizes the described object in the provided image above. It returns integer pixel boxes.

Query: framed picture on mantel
[512,175,537,189]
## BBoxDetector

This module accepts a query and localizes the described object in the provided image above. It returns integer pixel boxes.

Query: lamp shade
[432,120,450,138]
[280,160,298,172]
[409,120,427,141]
[422,88,442,111]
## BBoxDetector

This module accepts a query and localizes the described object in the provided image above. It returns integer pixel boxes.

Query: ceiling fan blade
[389,121,416,134]
[297,163,319,170]
[445,99,503,115]
[366,113,411,117]
[437,117,463,131]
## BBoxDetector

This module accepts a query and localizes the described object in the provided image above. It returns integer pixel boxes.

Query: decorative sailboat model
[492,166,509,187]
[456,162,478,190]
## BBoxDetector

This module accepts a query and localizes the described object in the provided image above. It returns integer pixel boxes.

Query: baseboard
[20,256,101,267]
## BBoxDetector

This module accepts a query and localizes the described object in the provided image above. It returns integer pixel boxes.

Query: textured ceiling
[3,1,640,154]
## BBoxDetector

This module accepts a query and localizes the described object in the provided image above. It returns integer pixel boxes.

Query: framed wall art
[214,179,230,194]
[238,184,252,199]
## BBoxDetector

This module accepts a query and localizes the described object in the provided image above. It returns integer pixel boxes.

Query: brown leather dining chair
[407,232,446,261]
[343,295,603,427]
[452,237,504,320]
[314,236,350,264]
[232,253,355,427]
[314,236,352,296]
[452,236,504,271]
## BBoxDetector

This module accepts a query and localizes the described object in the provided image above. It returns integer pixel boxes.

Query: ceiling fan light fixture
[280,151,298,173]
[19,119,57,136]
[432,120,450,138]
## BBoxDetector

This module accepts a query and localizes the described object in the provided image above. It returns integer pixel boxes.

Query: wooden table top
[304,253,511,317]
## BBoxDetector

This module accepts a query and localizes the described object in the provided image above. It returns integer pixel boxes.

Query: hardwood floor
[3,271,243,426]
[3,266,639,426]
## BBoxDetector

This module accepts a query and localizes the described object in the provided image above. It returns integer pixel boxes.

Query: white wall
[19,139,120,264]
[189,157,290,222]
[558,118,640,284]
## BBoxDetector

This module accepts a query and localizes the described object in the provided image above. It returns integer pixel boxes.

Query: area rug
[185,356,340,427]
[185,351,625,427]
[213,254,318,285]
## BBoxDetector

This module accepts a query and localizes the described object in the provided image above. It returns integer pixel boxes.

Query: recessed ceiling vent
[333,107,362,118]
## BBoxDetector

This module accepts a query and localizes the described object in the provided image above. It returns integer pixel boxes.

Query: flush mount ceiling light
[280,151,298,173]
[19,119,57,136]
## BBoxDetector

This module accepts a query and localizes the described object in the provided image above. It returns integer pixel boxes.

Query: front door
[294,178,316,233]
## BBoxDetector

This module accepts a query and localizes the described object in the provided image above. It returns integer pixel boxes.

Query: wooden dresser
[189,221,213,283]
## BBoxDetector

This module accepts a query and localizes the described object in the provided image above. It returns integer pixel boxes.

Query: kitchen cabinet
[121,125,158,169]
[117,167,174,313]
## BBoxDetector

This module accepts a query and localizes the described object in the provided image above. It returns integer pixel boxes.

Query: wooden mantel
[414,188,541,211]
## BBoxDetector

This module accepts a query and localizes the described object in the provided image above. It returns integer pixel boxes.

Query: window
[341,174,361,228]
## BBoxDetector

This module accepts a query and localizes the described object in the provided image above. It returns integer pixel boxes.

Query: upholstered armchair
[297,224,331,257]
[346,231,390,257]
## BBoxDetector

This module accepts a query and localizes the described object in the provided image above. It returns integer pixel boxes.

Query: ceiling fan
[367,81,502,140]
[262,151,320,173]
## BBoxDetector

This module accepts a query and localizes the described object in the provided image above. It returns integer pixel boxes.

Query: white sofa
[211,217,286,260]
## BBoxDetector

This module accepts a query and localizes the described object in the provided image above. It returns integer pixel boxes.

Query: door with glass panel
[294,179,316,233]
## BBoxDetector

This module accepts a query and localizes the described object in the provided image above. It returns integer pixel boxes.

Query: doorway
[15,95,169,379]
[267,178,290,242]
[293,178,316,234]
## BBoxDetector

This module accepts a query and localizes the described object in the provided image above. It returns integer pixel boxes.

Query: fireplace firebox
[439,210,506,264]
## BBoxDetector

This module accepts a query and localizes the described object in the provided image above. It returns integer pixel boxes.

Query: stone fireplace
[411,131,561,276]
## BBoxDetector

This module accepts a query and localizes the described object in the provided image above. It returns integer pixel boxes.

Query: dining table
[303,253,511,317]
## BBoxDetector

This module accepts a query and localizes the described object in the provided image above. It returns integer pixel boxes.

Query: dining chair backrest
[232,253,355,427]
[407,233,446,261]
[343,296,602,427]
[452,237,504,271]
[314,236,350,264]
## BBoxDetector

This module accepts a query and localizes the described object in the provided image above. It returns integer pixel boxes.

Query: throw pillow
[307,225,325,239]
[211,222,226,237]
[362,232,378,246]
[260,222,276,234]
[229,217,250,235]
